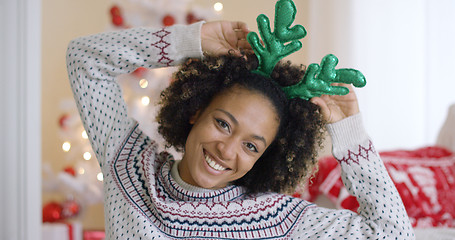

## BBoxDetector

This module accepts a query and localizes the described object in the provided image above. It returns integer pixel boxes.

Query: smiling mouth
[204,151,229,171]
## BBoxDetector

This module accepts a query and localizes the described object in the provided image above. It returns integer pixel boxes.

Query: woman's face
[179,86,280,189]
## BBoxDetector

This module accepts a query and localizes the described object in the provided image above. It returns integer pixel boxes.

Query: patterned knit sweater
[66,22,415,239]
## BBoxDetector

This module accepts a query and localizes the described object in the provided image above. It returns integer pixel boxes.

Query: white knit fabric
[66,22,415,239]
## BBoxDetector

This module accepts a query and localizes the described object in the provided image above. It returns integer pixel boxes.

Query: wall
[1,0,42,239]
[425,0,455,148]
[306,0,455,151]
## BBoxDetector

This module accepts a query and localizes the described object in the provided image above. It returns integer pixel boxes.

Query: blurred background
[17,0,455,238]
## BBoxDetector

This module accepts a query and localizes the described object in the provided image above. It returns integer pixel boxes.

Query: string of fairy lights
[213,2,223,12]
[61,130,103,182]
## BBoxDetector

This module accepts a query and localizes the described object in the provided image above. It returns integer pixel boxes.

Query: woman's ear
[189,110,201,124]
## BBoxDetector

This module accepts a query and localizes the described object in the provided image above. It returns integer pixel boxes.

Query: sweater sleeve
[294,113,415,239]
[66,22,203,166]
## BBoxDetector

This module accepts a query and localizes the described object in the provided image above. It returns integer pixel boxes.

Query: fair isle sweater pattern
[336,141,375,165]
[112,123,315,239]
[66,23,415,239]
[151,29,174,66]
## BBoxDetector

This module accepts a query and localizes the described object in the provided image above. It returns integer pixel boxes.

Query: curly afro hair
[157,54,325,194]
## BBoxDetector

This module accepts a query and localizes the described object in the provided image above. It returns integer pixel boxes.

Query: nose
[216,137,237,161]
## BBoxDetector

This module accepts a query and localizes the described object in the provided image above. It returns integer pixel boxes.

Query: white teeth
[205,154,227,171]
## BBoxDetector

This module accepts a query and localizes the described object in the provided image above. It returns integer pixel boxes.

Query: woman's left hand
[201,21,251,56]
[310,83,360,124]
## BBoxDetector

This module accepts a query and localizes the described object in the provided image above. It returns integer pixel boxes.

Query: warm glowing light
[62,142,71,152]
[97,172,104,181]
[83,152,92,160]
[81,130,88,139]
[214,2,223,12]
[78,168,85,175]
[139,79,148,88]
[141,96,150,106]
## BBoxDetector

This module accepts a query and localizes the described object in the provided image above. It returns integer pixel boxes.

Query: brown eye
[216,119,230,132]
[245,142,258,153]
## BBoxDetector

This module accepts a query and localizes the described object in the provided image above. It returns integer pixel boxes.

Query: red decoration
[58,114,70,129]
[110,5,124,27]
[110,5,120,16]
[299,146,455,228]
[186,13,196,24]
[84,231,106,240]
[186,12,204,24]
[43,202,63,222]
[291,192,301,198]
[62,200,80,218]
[63,166,76,177]
[162,15,175,26]
[112,15,124,27]
[132,67,148,77]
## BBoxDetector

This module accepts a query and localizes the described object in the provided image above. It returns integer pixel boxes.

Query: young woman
[66,21,414,239]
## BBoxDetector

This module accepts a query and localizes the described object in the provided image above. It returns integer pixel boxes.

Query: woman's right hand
[310,83,360,124]
[201,21,251,56]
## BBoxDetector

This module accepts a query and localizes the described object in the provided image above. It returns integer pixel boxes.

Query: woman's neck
[171,161,217,193]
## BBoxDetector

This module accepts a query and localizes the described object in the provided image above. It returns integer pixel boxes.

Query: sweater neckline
[170,160,220,193]
[158,158,247,202]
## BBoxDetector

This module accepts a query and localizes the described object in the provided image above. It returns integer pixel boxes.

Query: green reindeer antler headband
[247,0,366,100]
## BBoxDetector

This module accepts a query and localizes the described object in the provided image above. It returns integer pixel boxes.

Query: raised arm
[66,21,250,165]
[303,88,415,239]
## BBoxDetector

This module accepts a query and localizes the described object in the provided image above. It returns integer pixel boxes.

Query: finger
[234,29,249,41]
[240,48,255,56]
[310,97,331,122]
[232,21,249,33]
[237,39,252,49]
[228,48,243,57]
[331,82,351,88]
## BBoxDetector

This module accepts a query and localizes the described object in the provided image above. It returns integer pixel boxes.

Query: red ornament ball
[110,5,120,16]
[186,13,196,24]
[42,202,63,222]
[62,200,80,218]
[58,114,70,129]
[162,15,175,27]
[186,12,203,24]
[112,15,124,27]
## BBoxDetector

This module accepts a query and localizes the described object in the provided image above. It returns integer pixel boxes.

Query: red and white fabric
[303,146,455,228]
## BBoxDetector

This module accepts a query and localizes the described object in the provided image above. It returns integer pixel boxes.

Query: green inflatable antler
[282,54,366,100]
[247,0,307,77]
[248,0,367,100]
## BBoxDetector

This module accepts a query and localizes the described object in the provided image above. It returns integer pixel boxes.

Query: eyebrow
[215,108,267,146]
